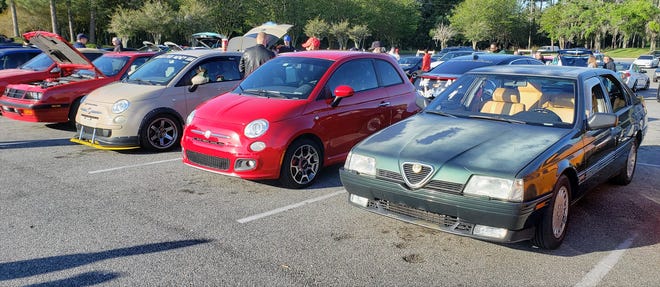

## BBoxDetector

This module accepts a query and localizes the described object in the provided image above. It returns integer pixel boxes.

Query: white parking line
[638,162,660,168]
[574,233,638,287]
[88,158,182,174]
[237,190,347,224]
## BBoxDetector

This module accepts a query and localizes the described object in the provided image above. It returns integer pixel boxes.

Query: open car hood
[23,31,105,77]
[192,32,226,49]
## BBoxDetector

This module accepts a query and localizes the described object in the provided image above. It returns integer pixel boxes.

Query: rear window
[638,55,653,60]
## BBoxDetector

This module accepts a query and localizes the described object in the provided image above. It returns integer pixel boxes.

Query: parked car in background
[0,31,154,124]
[632,55,659,68]
[341,65,647,249]
[414,54,544,107]
[182,51,420,188]
[437,46,474,56]
[0,47,104,97]
[650,50,660,59]
[430,50,475,69]
[615,62,650,91]
[0,48,41,70]
[553,48,592,67]
[537,45,560,53]
[397,56,423,78]
[72,50,243,151]
[653,67,660,82]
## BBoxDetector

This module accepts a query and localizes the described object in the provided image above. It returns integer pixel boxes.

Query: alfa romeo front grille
[376,168,463,193]
[369,199,474,233]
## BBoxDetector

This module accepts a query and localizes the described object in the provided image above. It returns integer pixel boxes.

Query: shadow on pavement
[23,271,120,287]
[0,239,212,281]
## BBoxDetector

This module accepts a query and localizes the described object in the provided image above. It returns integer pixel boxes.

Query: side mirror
[587,112,617,130]
[50,67,61,75]
[189,74,209,92]
[330,85,354,107]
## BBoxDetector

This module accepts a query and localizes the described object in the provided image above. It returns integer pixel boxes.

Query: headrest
[517,82,541,93]
[492,88,520,103]
[546,93,575,108]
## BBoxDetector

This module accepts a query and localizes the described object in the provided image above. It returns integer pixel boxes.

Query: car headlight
[244,119,269,138]
[344,152,376,176]
[463,175,523,202]
[25,91,43,100]
[186,109,196,125]
[112,99,130,114]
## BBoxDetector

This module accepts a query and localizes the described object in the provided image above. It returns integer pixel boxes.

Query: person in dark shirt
[239,32,275,76]
[604,56,616,71]
[277,35,295,53]
[73,33,88,48]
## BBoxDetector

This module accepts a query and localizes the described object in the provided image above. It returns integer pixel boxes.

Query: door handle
[379,101,391,107]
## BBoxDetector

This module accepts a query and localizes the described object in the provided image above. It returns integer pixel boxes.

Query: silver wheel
[288,144,320,185]
[552,185,569,238]
[625,143,637,179]
[141,114,181,151]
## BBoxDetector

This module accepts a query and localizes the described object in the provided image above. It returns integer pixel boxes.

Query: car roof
[467,64,615,79]
[447,53,536,63]
[0,47,40,54]
[278,50,396,62]
[101,51,160,57]
[156,49,243,58]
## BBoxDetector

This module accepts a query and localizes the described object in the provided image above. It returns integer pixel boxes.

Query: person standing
[73,33,88,48]
[239,32,275,76]
[587,55,598,68]
[604,56,616,71]
[111,37,123,52]
[421,49,431,72]
[277,35,295,53]
[301,36,320,51]
[534,52,546,64]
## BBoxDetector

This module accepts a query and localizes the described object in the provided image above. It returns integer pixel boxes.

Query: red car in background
[0,31,156,123]
[182,51,420,188]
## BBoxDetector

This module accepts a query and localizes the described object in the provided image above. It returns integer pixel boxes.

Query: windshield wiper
[425,110,457,118]
[468,114,526,124]
[242,89,286,98]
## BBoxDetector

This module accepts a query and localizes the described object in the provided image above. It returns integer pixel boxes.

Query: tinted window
[326,59,378,93]
[375,59,403,87]
[599,74,629,112]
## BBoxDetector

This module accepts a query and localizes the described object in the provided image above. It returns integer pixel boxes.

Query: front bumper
[340,168,548,243]
[0,99,70,123]
[71,123,140,150]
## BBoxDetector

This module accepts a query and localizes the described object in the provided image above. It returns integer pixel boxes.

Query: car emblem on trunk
[204,130,212,139]
[412,163,422,173]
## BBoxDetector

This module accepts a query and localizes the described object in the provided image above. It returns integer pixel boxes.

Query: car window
[599,74,630,112]
[374,59,403,87]
[127,56,150,75]
[586,79,609,117]
[128,54,195,86]
[325,58,378,94]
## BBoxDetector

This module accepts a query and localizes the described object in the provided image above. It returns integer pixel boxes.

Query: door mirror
[587,112,617,130]
[49,67,61,75]
[331,85,355,107]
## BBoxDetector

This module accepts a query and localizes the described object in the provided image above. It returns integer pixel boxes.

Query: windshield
[125,54,195,86]
[91,55,129,77]
[426,74,577,127]
[234,57,332,100]
[20,53,52,71]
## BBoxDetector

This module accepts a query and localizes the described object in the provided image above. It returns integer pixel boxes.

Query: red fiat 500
[182,51,420,188]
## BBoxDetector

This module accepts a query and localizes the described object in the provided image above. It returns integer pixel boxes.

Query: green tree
[304,17,329,46]
[430,22,455,49]
[330,20,350,50]
[348,24,370,50]
[135,0,176,44]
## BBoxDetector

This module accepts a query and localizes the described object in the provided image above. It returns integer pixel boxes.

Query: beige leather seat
[517,82,543,110]
[542,93,575,123]
[481,88,525,116]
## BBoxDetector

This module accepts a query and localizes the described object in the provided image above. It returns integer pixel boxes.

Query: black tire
[139,113,182,151]
[532,175,571,250]
[654,77,658,83]
[68,97,82,126]
[610,141,638,185]
[279,138,323,189]
[643,79,650,90]
[632,80,638,92]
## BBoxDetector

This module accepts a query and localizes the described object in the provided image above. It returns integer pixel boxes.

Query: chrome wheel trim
[626,143,637,179]
[289,144,320,185]
[147,117,178,149]
[552,186,569,238]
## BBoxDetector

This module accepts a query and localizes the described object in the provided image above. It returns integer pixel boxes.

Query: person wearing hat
[74,33,88,48]
[302,36,320,51]
[277,35,295,53]
[369,41,383,53]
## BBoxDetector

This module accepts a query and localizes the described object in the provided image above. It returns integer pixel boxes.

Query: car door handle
[379,101,391,107]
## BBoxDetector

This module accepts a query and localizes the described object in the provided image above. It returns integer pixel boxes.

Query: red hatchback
[182,51,420,188]
[0,31,156,123]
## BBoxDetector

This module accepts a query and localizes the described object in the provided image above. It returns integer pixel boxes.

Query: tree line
[1,0,659,51]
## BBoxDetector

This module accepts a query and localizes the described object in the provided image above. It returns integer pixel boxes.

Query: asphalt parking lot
[1,72,659,286]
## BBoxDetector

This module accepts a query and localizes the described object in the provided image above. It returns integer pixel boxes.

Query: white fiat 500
[72,50,243,151]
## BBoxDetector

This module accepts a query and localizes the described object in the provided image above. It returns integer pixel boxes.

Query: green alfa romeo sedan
[340,65,647,249]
